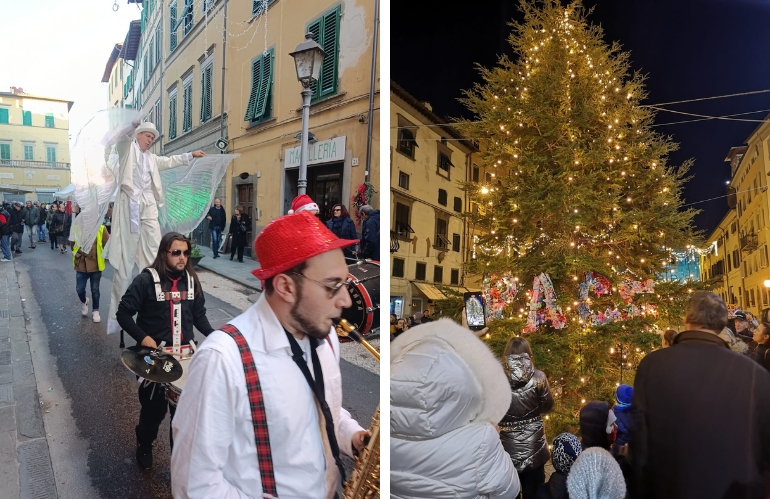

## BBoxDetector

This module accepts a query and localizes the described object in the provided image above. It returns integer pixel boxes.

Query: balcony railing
[390,231,400,253]
[740,233,758,253]
[0,160,70,169]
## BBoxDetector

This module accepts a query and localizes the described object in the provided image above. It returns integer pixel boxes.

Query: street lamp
[289,32,327,195]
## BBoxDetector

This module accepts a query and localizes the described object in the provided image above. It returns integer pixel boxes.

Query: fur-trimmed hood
[390,319,511,440]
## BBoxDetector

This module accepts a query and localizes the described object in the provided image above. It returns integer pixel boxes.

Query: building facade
[104,0,380,257]
[390,81,481,319]
[0,87,73,202]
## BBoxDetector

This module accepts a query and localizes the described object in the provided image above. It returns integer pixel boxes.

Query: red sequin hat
[252,211,357,280]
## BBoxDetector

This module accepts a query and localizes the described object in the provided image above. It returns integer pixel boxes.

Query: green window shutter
[46,146,56,163]
[307,20,322,100]
[170,3,178,51]
[45,114,54,128]
[150,0,154,14]
[253,50,272,121]
[243,54,264,121]
[0,144,9,160]
[169,94,177,139]
[141,4,146,32]
[149,40,154,71]
[23,145,33,160]
[318,8,340,98]
[156,25,162,61]
[183,83,193,132]
[22,111,32,126]
[200,66,213,122]
[0,108,8,124]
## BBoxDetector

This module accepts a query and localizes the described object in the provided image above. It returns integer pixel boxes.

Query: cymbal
[120,346,183,383]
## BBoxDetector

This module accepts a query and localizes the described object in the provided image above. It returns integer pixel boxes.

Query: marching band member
[116,232,214,470]
[171,211,367,499]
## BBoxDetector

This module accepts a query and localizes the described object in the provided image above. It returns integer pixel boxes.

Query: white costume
[390,319,520,499]
[171,293,364,499]
[105,124,192,334]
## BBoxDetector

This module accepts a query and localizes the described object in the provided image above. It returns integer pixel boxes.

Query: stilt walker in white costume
[68,109,237,337]
[105,121,205,334]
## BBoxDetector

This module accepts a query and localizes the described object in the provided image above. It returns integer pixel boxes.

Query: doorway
[237,183,254,257]
[285,162,343,223]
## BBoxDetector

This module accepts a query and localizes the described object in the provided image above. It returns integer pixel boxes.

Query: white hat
[135,122,159,139]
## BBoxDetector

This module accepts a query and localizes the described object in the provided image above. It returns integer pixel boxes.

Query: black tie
[284,331,347,484]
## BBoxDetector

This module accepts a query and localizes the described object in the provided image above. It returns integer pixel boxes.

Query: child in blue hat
[612,384,633,456]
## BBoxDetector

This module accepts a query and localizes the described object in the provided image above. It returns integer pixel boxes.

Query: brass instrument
[334,318,380,499]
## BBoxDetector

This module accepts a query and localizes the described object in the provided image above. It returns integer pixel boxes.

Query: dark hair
[504,336,534,358]
[685,292,727,332]
[263,261,307,296]
[663,329,678,346]
[331,204,349,218]
[149,232,203,297]
[759,323,770,345]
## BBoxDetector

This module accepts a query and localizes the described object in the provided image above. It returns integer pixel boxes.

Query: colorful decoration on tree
[482,273,518,321]
[619,279,655,304]
[524,273,567,333]
[351,182,375,227]
[578,272,613,321]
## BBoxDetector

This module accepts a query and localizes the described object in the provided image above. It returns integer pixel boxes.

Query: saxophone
[334,319,380,499]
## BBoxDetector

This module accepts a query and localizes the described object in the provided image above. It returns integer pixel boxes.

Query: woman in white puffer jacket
[391,319,521,499]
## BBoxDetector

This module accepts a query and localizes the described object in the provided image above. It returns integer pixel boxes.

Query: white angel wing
[70,108,143,253]
[158,154,239,234]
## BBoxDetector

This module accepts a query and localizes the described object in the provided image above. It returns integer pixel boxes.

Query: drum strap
[220,324,278,499]
[147,268,194,356]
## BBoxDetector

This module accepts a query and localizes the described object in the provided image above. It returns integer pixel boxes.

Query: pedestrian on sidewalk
[9,202,24,254]
[631,291,770,499]
[326,204,357,261]
[546,433,582,499]
[71,223,109,323]
[499,336,554,499]
[205,198,226,259]
[171,212,367,498]
[46,202,58,249]
[357,204,380,261]
[391,319,520,499]
[116,232,214,470]
[37,202,47,242]
[52,203,72,254]
[22,200,39,249]
[227,205,250,262]
[0,204,12,262]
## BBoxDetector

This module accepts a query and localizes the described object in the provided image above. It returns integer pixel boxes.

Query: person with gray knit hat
[566,447,626,499]
[547,433,582,499]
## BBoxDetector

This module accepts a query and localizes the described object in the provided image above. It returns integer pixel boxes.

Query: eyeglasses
[168,249,191,257]
[333,208,342,212]
[291,272,350,299]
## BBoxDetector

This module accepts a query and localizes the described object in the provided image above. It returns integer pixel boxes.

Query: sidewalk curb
[0,259,57,499]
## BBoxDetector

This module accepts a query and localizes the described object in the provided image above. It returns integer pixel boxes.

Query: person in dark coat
[632,291,770,499]
[326,204,357,261]
[499,336,554,498]
[748,322,770,372]
[52,203,72,254]
[227,205,250,262]
[8,202,24,254]
[205,198,226,259]
[358,204,380,261]
[612,384,634,456]
[546,432,582,499]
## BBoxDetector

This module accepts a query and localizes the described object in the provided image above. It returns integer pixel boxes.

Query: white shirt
[131,142,156,205]
[171,294,363,499]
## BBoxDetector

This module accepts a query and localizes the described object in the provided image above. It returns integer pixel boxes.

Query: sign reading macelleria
[284,137,346,169]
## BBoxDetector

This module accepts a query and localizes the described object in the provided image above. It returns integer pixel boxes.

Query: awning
[53,184,75,200]
[413,282,450,301]
[0,184,37,194]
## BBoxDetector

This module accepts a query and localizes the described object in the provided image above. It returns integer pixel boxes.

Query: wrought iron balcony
[0,160,70,169]
[740,233,758,253]
[390,231,400,253]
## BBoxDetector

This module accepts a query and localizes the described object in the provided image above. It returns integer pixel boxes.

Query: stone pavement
[0,260,57,499]
[194,244,262,299]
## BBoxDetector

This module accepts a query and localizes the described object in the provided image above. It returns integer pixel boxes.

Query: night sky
[391,0,770,236]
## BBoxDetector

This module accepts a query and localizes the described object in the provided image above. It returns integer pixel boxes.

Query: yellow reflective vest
[72,225,106,272]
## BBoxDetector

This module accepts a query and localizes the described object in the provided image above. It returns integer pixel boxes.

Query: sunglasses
[291,272,350,299]
[168,249,191,257]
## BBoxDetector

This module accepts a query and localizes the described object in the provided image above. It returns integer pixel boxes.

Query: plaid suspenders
[220,324,278,498]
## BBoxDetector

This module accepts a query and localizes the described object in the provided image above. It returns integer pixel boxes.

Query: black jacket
[360,210,380,261]
[116,268,214,346]
[546,470,568,499]
[9,208,23,234]
[499,353,554,472]
[228,214,251,249]
[206,205,227,230]
[51,211,71,237]
[632,330,770,499]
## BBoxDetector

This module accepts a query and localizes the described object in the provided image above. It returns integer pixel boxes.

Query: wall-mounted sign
[284,136,346,169]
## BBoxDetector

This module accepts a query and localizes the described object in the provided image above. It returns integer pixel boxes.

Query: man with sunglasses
[117,232,214,470]
[172,211,368,499]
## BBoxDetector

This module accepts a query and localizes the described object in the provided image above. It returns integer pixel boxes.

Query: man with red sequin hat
[171,211,368,499]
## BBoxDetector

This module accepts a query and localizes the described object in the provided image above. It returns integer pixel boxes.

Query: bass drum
[341,260,380,337]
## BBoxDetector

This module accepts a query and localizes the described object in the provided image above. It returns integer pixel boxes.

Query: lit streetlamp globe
[763,279,770,288]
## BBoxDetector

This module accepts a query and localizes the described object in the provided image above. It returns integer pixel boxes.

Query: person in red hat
[288,193,320,215]
[171,211,368,499]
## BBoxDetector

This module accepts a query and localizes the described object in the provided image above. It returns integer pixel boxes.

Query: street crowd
[391,291,770,499]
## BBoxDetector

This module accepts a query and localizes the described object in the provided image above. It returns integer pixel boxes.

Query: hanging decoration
[482,273,518,321]
[578,272,613,321]
[524,273,567,333]
[351,182,375,227]
[619,279,655,304]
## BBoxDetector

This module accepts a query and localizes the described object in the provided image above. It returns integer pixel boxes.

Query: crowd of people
[391,291,770,499]
[0,199,76,261]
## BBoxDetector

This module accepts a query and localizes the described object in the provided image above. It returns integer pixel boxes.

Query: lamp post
[289,33,327,195]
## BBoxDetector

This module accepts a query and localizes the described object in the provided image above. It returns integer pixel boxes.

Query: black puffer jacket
[499,353,554,472]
